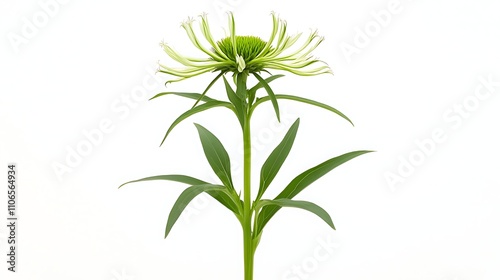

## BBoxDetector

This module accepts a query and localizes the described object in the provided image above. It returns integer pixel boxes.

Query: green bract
[120,12,372,280]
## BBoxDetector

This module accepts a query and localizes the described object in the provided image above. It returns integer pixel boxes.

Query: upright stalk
[242,80,254,280]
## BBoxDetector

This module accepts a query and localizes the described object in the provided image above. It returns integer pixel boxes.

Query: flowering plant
[120,12,371,279]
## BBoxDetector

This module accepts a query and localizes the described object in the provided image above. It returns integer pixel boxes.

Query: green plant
[119,12,372,280]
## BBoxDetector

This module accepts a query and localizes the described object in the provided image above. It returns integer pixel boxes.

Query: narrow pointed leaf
[195,123,234,190]
[248,74,284,107]
[160,101,233,146]
[150,92,217,103]
[119,174,205,189]
[165,184,225,238]
[278,150,373,199]
[257,198,335,230]
[248,74,285,96]
[256,150,373,235]
[223,76,246,128]
[253,73,280,122]
[192,72,224,108]
[257,118,300,200]
[206,189,241,215]
[253,94,353,126]
[118,174,241,214]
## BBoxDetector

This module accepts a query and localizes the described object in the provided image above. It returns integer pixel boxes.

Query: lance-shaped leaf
[255,150,373,235]
[257,118,300,200]
[119,174,205,188]
[252,94,353,126]
[195,123,235,190]
[165,184,226,238]
[223,76,246,128]
[150,92,218,103]
[160,101,233,146]
[256,198,335,233]
[191,72,224,108]
[253,72,280,122]
[118,174,241,215]
[248,74,285,105]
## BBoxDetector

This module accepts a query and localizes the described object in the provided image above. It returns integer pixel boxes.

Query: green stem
[242,78,254,280]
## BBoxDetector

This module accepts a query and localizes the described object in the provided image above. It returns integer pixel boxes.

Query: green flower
[158,12,331,83]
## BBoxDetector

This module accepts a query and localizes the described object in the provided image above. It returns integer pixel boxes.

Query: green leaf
[248,74,284,105]
[194,123,234,190]
[118,174,241,215]
[252,94,353,126]
[165,184,226,238]
[253,73,280,122]
[191,72,224,108]
[257,118,300,200]
[257,198,335,231]
[119,174,205,189]
[248,74,285,96]
[160,101,233,146]
[278,150,374,199]
[150,92,217,103]
[223,76,246,128]
[206,189,242,216]
[256,150,373,235]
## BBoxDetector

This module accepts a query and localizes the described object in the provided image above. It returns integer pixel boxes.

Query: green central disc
[217,36,267,62]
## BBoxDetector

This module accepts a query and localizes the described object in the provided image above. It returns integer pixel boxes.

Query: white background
[1,0,500,279]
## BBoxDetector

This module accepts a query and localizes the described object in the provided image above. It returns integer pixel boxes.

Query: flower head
[158,12,331,83]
